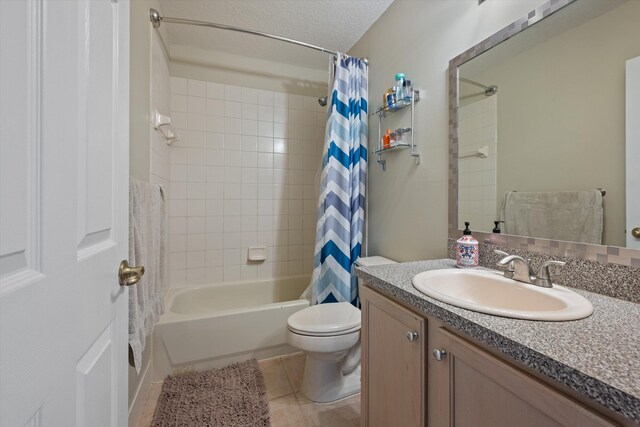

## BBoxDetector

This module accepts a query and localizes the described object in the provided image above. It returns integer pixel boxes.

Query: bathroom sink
[411,269,593,321]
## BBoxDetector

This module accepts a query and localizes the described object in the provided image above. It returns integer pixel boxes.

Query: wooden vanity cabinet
[360,285,426,427]
[361,284,621,427]
[431,326,616,427]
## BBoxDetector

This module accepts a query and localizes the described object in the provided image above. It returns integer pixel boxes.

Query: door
[0,1,129,426]
[434,328,615,427]
[360,285,425,427]
[626,56,640,249]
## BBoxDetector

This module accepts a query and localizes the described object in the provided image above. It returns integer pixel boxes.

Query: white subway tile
[206,232,223,250]
[187,79,207,97]
[224,85,242,101]
[273,92,288,108]
[206,250,224,267]
[242,167,258,183]
[206,132,224,150]
[206,267,224,283]
[206,99,225,116]
[187,233,206,251]
[207,82,225,99]
[241,87,258,104]
[187,268,207,285]
[170,252,187,270]
[188,96,206,114]
[206,115,225,133]
[288,94,303,109]
[171,94,188,112]
[242,199,257,216]
[225,117,242,134]
[224,151,242,167]
[258,121,273,137]
[169,234,187,253]
[225,101,242,118]
[223,265,241,281]
[241,119,258,136]
[258,90,274,106]
[258,105,273,122]
[241,135,258,152]
[187,200,206,217]
[187,217,206,234]
[242,102,258,120]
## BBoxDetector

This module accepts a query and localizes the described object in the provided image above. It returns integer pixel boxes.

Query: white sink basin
[412,269,593,321]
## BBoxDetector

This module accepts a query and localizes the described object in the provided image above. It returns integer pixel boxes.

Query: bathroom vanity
[357,260,640,427]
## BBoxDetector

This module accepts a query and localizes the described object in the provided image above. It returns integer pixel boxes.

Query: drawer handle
[406,331,419,342]
[433,348,447,361]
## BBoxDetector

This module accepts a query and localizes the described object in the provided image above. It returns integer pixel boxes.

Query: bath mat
[152,359,270,427]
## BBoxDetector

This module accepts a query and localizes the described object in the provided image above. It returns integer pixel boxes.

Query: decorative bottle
[456,222,479,268]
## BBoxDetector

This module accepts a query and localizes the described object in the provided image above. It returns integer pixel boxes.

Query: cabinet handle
[433,348,447,361]
[406,331,419,342]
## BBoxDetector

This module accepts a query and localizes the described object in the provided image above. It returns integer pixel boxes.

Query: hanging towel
[129,178,168,373]
[501,190,603,244]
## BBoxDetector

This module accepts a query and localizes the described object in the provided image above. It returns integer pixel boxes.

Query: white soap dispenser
[456,222,479,268]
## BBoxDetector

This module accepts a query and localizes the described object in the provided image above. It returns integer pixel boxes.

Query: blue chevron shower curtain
[311,53,368,306]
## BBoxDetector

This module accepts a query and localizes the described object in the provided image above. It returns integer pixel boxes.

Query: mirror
[452,0,639,248]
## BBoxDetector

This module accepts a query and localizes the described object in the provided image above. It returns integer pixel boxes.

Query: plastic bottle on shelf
[403,80,413,102]
[395,74,406,102]
[387,88,396,109]
[383,130,391,149]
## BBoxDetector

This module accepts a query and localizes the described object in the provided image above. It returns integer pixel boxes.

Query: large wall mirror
[449,0,640,264]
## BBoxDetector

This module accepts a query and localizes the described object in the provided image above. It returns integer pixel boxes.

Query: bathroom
[1,0,639,426]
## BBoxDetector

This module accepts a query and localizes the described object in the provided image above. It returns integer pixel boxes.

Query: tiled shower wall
[167,77,326,287]
[457,95,497,233]
[150,35,170,187]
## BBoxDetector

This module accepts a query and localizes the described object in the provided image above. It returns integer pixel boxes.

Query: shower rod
[149,9,368,65]
[459,77,498,96]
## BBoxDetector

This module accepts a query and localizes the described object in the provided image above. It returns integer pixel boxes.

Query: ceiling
[157,0,394,70]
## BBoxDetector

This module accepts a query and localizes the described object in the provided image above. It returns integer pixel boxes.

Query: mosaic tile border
[448,239,640,305]
[447,0,640,268]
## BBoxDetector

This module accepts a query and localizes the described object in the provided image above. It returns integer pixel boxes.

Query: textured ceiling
[157,0,394,70]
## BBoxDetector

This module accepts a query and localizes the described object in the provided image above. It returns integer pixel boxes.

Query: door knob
[632,227,640,239]
[119,260,144,286]
[433,348,447,361]
[406,331,419,342]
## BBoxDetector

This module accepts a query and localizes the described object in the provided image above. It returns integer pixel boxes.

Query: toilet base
[300,354,361,403]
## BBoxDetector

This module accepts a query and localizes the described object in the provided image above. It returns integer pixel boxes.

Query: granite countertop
[356,259,640,423]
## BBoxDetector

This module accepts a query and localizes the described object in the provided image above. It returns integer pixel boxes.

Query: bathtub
[153,275,310,381]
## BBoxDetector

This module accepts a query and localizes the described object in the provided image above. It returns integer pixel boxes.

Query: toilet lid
[288,302,361,336]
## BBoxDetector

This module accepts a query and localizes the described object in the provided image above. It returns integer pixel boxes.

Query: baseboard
[128,358,153,427]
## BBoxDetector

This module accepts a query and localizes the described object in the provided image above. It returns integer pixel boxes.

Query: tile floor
[136,352,361,427]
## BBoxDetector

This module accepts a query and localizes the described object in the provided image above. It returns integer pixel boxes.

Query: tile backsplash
[168,77,326,287]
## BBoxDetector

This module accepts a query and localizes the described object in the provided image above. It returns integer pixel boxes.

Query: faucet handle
[494,250,516,279]
[535,260,566,287]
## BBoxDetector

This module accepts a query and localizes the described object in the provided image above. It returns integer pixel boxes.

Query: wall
[167,77,325,287]
[348,0,548,262]
[170,44,328,97]
[128,0,170,425]
[467,0,640,247]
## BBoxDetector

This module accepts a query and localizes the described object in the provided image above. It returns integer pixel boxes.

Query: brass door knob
[632,227,640,239]
[119,260,145,286]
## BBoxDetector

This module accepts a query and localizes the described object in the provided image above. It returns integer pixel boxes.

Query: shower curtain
[311,53,368,306]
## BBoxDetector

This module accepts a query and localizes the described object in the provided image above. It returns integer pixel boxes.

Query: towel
[501,190,603,244]
[129,178,168,373]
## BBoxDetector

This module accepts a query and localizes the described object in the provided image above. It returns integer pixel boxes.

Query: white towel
[501,190,603,244]
[129,178,168,373]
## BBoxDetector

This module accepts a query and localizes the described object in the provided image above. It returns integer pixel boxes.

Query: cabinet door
[435,328,616,427]
[361,285,426,427]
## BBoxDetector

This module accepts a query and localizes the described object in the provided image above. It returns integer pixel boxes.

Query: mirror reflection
[456,0,639,248]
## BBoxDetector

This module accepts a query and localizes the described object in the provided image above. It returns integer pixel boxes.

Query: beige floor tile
[136,382,163,427]
[259,357,294,400]
[269,393,310,427]
[281,352,306,392]
[295,392,361,427]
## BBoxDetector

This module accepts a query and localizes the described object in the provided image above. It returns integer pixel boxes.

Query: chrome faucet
[495,251,566,288]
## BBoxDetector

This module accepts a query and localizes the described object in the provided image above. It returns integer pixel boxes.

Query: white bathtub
[153,275,310,381]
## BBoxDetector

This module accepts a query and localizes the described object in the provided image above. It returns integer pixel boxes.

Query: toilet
[286,256,397,403]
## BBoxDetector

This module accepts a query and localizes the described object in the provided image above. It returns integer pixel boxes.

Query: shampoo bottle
[456,222,479,268]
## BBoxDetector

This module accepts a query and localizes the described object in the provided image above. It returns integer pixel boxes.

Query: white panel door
[0,0,129,426]
[626,57,640,250]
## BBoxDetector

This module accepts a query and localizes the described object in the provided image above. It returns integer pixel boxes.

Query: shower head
[318,96,328,107]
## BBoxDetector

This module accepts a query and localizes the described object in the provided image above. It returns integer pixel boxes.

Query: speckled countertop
[356,259,640,423]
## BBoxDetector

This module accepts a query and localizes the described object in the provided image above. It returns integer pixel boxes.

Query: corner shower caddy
[373,89,420,170]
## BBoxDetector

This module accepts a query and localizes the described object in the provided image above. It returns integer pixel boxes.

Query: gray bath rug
[152,359,270,427]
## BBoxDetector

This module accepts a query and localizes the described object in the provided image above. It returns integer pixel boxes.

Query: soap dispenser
[456,222,479,268]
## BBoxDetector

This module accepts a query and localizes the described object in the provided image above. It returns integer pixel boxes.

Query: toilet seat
[287,302,361,336]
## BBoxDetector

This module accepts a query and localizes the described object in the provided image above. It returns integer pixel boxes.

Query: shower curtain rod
[149,9,368,64]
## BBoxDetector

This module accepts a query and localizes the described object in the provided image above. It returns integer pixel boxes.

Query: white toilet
[286,256,397,403]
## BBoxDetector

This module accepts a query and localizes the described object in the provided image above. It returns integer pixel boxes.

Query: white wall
[167,77,325,287]
[348,0,549,261]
